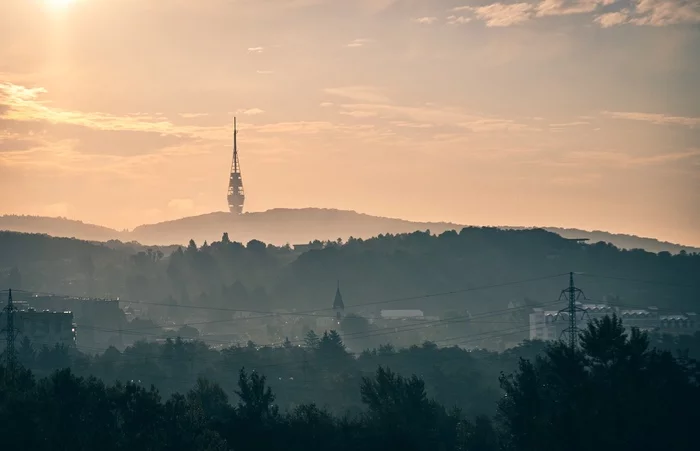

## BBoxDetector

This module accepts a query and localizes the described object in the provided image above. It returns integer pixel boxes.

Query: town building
[529,303,698,341]
[0,309,75,351]
[25,294,127,350]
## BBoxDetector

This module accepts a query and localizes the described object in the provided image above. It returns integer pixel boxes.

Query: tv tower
[227,117,245,214]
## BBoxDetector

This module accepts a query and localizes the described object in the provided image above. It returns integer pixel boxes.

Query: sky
[0,0,699,246]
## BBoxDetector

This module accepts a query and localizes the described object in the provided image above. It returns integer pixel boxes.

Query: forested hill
[0,215,124,242]
[2,228,698,315]
[2,209,698,254]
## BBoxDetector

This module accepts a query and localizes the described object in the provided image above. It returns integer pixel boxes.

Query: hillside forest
[1,227,698,319]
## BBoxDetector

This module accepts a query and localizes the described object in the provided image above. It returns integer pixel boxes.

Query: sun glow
[45,0,77,8]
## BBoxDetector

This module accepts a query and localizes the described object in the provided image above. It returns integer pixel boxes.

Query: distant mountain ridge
[1,210,698,254]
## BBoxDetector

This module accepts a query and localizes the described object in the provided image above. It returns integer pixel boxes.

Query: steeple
[333,280,344,321]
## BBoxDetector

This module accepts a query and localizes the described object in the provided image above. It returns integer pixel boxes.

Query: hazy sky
[1,0,699,245]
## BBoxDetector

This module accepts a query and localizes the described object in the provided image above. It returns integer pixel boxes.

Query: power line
[578,273,698,289]
[11,272,568,332]
[71,299,559,351]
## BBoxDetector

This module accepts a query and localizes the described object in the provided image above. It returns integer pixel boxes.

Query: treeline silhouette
[2,228,699,315]
[2,316,698,451]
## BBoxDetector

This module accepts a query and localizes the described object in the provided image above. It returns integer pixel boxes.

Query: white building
[529,303,697,341]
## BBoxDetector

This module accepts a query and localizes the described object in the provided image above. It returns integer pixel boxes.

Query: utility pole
[556,272,588,349]
[2,289,19,379]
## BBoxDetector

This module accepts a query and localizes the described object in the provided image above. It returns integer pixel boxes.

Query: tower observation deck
[227,117,245,214]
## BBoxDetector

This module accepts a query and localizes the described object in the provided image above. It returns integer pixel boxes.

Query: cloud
[458,118,535,132]
[536,0,612,17]
[390,121,434,129]
[0,82,200,137]
[630,0,700,26]
[247,47,265,53]
[588,0,700,27]
[595,10,631,27]
[337,101,536,132]
[603,111,700,127]
[319,102,334,107]
[250,121,374,135]
[179,113,209,118]
[237,108,265,116]
[469,3,535,27]
[346,38,373,48]
[451,0,698,28]
[256,70,274,75]
[447,15,472,24]
[340,110,378,118]
[324,86,390,103]
[569,148,700,166]
[549,121,590,127]
[413,16,438,24]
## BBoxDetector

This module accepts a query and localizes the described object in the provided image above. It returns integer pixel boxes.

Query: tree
[318,330,347,363]
[304,330,320,350]
[457,415,499,451]
[234,367,278,422]
[498,315,700,451]
[186,377,231,426]
[360,366,446,451]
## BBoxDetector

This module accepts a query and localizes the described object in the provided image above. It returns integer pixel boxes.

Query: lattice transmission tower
[556,272,589,349]
[1,289,19,379]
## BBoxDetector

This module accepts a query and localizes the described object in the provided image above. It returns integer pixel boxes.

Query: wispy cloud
[340,110,378,118]
[390,121,434,129]
[469,3,536,27]
[536,0,611,17]
[630,0,700,26]
[569,148,700,166]
[236,108,265,116]
[595,10,631,27]
[256,70,274,75]
[324,86,390,103]
[549,121,590,127]
[0,82,179,135]
[179,113,209,119]
[346,38,373,48]
[247,46,265,53]
[450,0,698,28]
[336,101,536,132]
[458,118,536,132]
[591,0,700,27]
[413,16,438,24]
[603,111,700,128]
[447,15,472,25]
[250,121,373,135]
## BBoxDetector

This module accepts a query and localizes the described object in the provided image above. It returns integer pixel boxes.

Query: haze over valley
[2,209,699,254]
[1,1,699,450]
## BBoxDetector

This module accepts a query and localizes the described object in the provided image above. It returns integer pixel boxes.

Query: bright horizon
[1,0,699,246]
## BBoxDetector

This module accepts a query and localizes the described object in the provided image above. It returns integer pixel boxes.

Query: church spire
[333,280,344,321]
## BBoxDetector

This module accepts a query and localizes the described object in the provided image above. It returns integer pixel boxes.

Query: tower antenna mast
[227,117,245,214]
